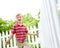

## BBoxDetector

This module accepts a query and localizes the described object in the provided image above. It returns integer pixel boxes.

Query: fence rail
[0,26,40,48]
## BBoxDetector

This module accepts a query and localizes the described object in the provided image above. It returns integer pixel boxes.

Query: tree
[0,13,40,33]
[23,13,39,27]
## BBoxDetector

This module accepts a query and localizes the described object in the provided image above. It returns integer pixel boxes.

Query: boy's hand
[5,34,13,46]
[35,33,39,37]
[28,32,39,37]
[5,41,9,46]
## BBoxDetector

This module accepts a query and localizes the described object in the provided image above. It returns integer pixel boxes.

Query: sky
[0,0,40,20]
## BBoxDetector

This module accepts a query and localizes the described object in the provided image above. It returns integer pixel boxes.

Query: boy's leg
[18,46,23,48]
[23,42,29,48]
[23,39,29,48]
[16,42,23,48]
[24,45,29,48]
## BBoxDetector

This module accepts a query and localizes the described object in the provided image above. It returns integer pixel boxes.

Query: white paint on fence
[0,26,40,48]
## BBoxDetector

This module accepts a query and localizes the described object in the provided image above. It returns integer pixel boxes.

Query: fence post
[13,34,17,47]
[6,31,9,48]
[30,26,35,48]
[2,32,6,48]
[27,27,31,44]
[34,26,39,48]
[9,31,13,48]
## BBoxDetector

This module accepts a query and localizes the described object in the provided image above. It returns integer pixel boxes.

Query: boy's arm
[26,27,38,36]
[5,33,13,45]
[28,32,38,36]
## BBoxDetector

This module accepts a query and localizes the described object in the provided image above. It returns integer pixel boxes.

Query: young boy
[5,13,38,48]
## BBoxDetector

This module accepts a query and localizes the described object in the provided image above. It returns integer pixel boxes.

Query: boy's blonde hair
[16,13,23,17]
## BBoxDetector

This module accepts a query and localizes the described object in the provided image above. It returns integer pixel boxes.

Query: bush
[0,13,40,33]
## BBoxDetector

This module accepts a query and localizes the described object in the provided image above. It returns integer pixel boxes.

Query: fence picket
[9,31,13,48]
[2,32,6,48]
[34,26,39,48]
[34,26,37,39]
[0,26,40,48]
[27,27,31,44]
[30,26,35,48]
[13,34,17,47]
[6,31,9,48]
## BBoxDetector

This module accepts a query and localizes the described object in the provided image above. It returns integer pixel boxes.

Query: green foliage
[0,13,40,33]
[0,18,7,32]
[0,18,15,33]
[23,13,39,27]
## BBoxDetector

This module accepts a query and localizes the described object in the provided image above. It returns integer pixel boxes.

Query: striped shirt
[11,22,28,43]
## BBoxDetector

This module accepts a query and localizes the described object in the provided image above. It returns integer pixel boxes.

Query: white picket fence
[0,26,40,48]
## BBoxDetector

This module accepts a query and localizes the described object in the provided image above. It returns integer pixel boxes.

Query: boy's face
[16,15,22,21]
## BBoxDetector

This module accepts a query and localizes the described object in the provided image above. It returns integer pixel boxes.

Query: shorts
[16,39,29,48]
